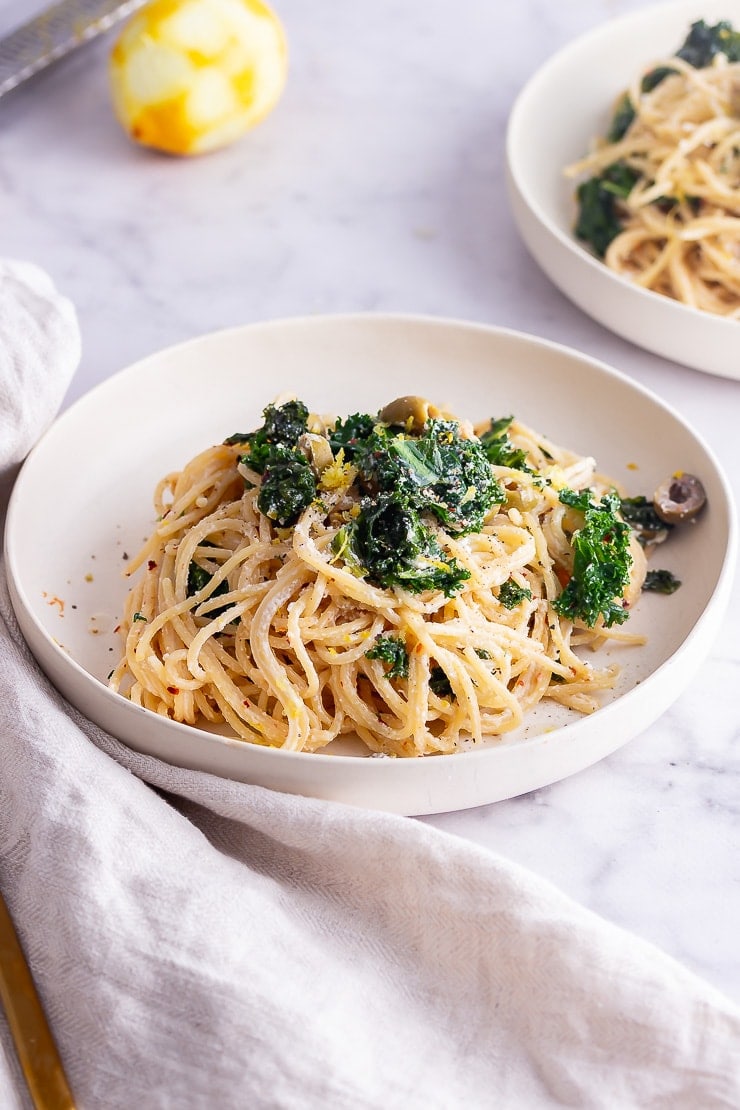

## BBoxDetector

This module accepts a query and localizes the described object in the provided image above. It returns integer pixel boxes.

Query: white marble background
[1,0,738,1000]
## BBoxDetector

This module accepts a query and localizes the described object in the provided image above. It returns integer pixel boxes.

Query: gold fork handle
[0,892,75,1109]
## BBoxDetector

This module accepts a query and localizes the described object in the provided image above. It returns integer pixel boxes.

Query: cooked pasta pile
[110,397,647,757]
[567,24,740,317]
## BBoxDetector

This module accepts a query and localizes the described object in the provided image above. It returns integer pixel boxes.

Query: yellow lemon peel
[109,0,287,156]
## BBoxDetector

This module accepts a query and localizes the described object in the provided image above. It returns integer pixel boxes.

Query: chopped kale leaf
[642,65,676,90]
[619,495,669,532]
[366,634,409,679]
[187,561,216,595]
[479,416,530,471]
[575,161,641,258]
[230,400,316,527]
[558,487,593,513]
[328,413,376,460]
[336,493,471,596]
[331,524,367,578]
[607,93,636,143]
[619,495,673,544]
[236,400,310,474]
[676,19,740,67]
[429,664,455,700]
[258,445,317,527]
[187,560,232,620]
[498,580,533,609]
[598,160,642,199]
[553,488,633,628]
[355,419,503,535]
[643,568,682,594]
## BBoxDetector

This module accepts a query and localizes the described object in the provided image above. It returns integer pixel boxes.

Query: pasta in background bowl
[4,315,736,814]
[506,0,740,379]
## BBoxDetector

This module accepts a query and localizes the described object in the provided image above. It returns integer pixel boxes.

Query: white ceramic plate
[506,1,740,379]
[5,315,736,814]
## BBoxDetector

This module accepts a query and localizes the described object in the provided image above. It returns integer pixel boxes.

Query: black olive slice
[653,473,706,524]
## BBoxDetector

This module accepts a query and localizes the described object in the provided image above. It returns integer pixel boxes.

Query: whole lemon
[109,0,287,156]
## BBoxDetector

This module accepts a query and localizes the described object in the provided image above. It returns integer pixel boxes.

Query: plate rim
[4,312,737,782]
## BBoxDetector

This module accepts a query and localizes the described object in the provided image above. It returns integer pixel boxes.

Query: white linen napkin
[0,259,80,518]
[1,261,739,1110]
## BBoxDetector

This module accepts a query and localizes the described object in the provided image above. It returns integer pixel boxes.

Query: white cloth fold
[1,262,739,1109]
[0,259,79,468]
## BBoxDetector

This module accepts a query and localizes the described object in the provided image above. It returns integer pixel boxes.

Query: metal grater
[0,0,146,98]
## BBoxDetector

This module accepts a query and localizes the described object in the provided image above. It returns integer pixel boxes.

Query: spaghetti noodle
[109,396,648,757]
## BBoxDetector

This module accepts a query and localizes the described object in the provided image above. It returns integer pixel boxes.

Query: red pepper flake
[243,699,250,706]
[555,565,571,589]
[113,625,121,634]
[167,685,180,695]
[147,560,157,571]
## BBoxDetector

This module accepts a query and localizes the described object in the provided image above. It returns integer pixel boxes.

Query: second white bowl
[506,0,740,380]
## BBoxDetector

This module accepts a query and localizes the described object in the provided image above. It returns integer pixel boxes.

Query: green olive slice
[378,396,440,431]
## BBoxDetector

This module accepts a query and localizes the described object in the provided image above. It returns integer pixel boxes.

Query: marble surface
[1,0,738,1002]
